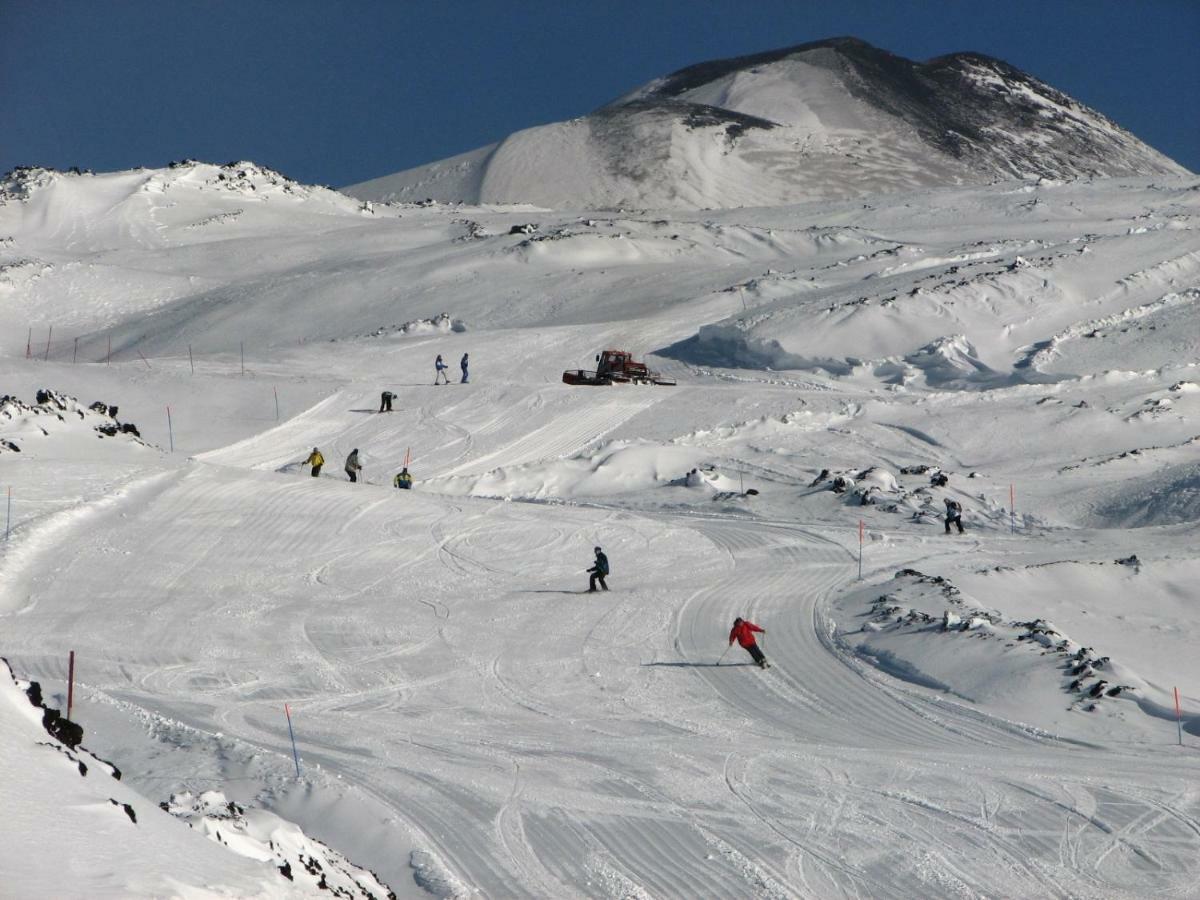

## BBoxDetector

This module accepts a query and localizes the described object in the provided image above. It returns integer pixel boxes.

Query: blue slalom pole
[285,704,300,777]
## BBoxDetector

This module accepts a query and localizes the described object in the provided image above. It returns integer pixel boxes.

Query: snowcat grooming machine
[562,349,676,386]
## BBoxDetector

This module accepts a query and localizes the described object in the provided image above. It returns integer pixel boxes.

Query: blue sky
[3,1,1197,186]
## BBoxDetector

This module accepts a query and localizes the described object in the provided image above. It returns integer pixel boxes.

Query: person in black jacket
[587,547,610,592]
[944,497,964,533]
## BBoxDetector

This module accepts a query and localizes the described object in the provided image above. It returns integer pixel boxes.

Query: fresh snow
[2,145,1199,896]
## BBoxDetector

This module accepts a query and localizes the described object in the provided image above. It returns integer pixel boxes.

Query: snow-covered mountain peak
[347,37,1189,210]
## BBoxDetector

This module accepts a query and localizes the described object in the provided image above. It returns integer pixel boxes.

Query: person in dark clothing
[345,448,363,483]
[944,497,964,534]
[434,354,449,385]
[304,447,324,478]
[588,547,609,592]
[460,353,469,384]
[379,391,395,412]
[729,617,768,668]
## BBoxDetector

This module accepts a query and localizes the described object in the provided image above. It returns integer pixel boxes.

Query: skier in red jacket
[728,617,768,668]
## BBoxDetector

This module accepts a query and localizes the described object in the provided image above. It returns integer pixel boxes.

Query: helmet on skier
[594,546,602,553]
[734,617,743,626]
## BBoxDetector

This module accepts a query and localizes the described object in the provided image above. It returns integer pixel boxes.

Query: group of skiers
[435,353,469,386]
[303,446,410,488]
[300,352,473,487]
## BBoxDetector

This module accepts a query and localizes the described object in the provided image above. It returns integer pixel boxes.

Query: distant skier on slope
[379,390,395,412]
[944,497,964,534]
[728,617,768,668]
[345,448,363,483]
[587,546,609,592]
[460,353,469,383]
[434,354,449,385]
[393,467,413,490]
[304,447,324,478]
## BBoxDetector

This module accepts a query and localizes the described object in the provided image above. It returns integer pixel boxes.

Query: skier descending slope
[587,547,609,592]
[728,617,768,669]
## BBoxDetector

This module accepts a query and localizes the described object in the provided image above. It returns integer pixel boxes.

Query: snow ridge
[347,37,1189,209]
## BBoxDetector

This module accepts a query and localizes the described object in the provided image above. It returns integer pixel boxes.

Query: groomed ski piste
[2,159,1199,898]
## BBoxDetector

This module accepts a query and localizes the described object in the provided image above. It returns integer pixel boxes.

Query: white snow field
[2,155,1200,900]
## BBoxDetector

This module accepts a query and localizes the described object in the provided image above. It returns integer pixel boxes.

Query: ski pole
[717,644,732,666]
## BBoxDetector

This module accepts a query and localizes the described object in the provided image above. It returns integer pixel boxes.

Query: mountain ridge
[347,37,1188,210]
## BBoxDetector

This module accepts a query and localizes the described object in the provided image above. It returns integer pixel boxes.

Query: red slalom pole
[67,650,75,721]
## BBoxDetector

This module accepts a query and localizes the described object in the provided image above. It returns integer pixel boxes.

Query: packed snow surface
[1,156,1199,899]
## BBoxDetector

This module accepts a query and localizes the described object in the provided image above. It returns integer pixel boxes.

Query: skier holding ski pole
[728,617,768,669]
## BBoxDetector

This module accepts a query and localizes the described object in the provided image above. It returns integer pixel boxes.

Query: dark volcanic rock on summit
[348,37,1189,209]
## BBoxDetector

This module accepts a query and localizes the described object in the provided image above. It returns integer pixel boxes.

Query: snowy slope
[2,144,1200,898]
[346,38,1190,210]
[0,658,358,899]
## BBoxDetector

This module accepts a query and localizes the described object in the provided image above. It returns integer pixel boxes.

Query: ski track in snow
[8,434,1200,897]
[5,173,1200,897]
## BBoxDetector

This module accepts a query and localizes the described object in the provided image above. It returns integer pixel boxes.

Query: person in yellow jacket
[304,447,324,478]
[393,467,413,490]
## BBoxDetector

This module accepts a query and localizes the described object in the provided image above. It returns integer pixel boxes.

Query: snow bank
[429,439,708,500]
[0,659,314,898]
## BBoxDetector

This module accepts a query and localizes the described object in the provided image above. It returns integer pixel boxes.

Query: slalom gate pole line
[43,326,52,361]
[273,387,279,421]
[166,406,174,453]
[5,487,10,541]
[240,341,245,376]
[188,344,194,375]
[137,350,152,370]
[284,704,300,777]
[1176,687,1184,746]
[67,650,75,721]
[1010,484,1016,535]
[73,337,78,364]
[106,336,111,365]
[25,327,31,359]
